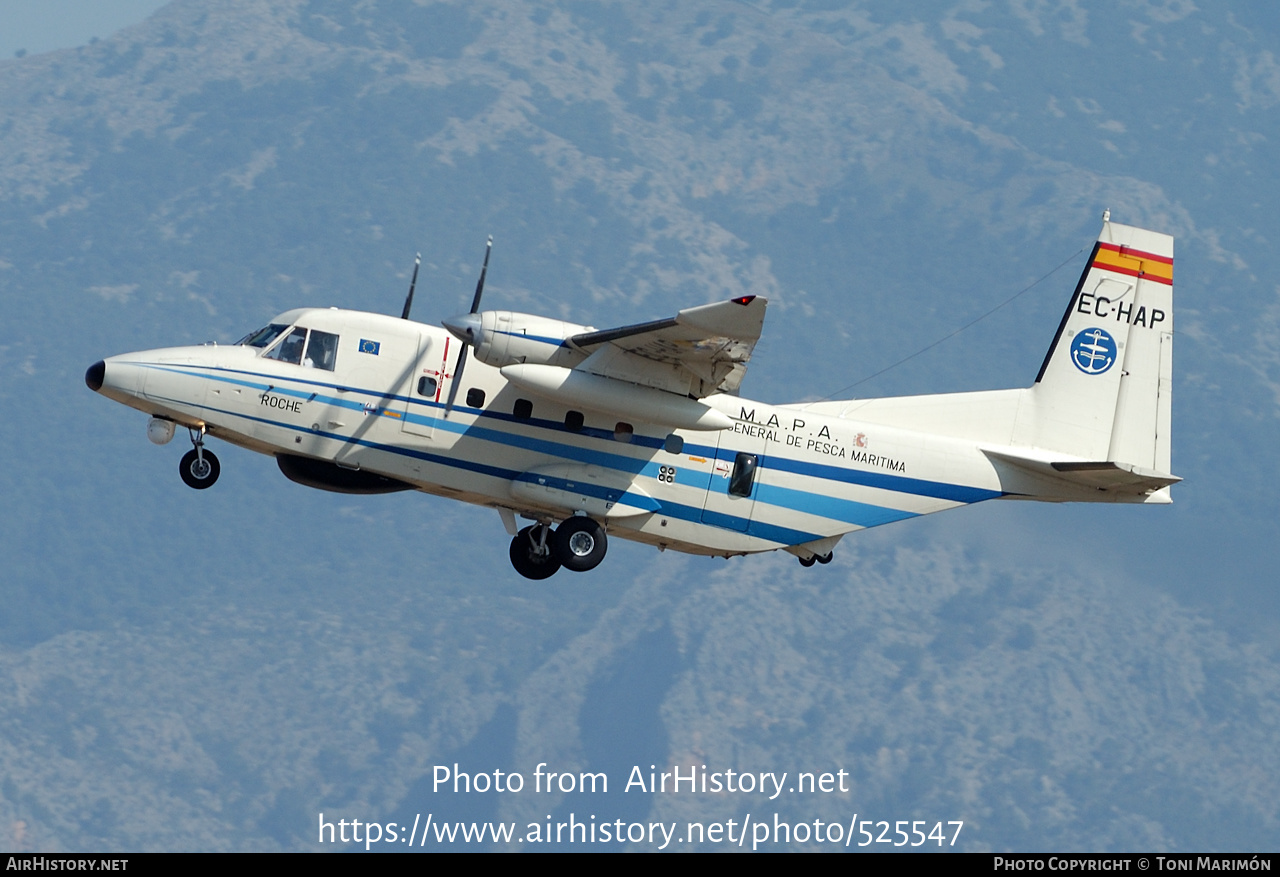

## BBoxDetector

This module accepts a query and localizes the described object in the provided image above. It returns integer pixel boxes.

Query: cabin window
[305,330,339,371]
[728,453,758,497]
[663,434,684,454]
[564,411,584,432]
[513,398,533,419]
[417,376,438,397]
[466,388,486,408]
[614,422,634,443]
[265,327,308,365]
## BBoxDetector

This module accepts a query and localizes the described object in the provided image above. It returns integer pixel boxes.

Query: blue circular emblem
[1070,327,1117,375]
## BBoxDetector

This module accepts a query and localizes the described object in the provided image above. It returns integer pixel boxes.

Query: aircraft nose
[85,360,106,392]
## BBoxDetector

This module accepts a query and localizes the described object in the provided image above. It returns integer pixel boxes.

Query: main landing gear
[179,426,220,489]
[798,551,833,567]
[510,525,560,580]
[508,516,609,580]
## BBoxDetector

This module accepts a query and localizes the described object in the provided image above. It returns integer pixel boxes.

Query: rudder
[1017,217,1174,471]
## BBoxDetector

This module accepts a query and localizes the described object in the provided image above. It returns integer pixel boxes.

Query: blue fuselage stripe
[140,361,995,540]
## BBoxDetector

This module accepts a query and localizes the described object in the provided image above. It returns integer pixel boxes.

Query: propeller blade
[445,236,491,419]
[400,253,421,320]
[469,235,493,314]
[444,345,469,418]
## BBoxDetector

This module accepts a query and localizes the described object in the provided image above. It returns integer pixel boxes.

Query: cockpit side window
[265,327,307,365]
[305,330,339,371]
[238,324,288,348]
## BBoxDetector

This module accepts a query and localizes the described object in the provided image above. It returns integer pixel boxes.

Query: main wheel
[555,516,607,572]
[509,525,561,580]
[179,448,220,489]
[798,555,816,567]
[816,551,833,564]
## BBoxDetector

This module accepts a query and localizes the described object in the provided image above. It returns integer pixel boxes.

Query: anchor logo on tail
[1070,327,1117,375]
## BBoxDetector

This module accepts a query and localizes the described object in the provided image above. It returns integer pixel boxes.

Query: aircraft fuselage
[88,307,1014,563]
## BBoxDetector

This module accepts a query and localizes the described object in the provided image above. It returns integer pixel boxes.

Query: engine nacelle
[446,311,593,369]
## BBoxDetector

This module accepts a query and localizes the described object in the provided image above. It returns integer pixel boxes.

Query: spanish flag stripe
[1090,257,1173,286]
[1092,246,1174,285]
[1097,241,1173,265]
[1093,249,1175,276]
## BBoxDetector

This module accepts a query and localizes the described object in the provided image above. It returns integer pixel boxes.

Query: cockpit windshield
[237,324,289,348]
[260,325,340,371]
[265,327,308,365]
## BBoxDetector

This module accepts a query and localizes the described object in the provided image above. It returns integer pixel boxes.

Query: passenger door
[401,334,438,440]
[700,431,767,532]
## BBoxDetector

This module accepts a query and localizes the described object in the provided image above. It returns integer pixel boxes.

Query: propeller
[400,253,421,320]
[442,235,493,417]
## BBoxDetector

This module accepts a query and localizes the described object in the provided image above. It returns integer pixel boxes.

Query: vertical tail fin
[1016,218,1174,474]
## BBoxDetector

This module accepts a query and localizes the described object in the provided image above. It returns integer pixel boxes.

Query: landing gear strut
[179,426,220,489]
[509,524,561,580]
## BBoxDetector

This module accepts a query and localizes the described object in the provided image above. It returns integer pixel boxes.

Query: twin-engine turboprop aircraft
[87,216,1179,579]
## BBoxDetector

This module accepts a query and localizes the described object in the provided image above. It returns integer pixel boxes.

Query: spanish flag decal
[1092,242,1173,286]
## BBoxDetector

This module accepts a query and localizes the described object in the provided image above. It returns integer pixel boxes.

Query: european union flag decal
[359,339,381,356]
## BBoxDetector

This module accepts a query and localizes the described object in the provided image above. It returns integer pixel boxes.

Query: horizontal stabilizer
[1049,460,1181,491]
[983,448,1180,499]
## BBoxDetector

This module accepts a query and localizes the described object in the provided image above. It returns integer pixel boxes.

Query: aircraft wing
[567,295,767,397]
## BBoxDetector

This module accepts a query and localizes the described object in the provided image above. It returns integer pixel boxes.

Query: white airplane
[86,216,1178,579]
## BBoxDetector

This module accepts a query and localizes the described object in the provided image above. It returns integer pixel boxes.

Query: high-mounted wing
[567,295,767,398]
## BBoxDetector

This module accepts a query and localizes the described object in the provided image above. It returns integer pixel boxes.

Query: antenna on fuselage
[400,253,422,320]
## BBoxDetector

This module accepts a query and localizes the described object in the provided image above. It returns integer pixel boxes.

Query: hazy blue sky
[0,0,167,58]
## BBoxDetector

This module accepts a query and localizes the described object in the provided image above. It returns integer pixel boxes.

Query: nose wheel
[179,426,220,489]
[509,524,561,580]
[180,448,220,489]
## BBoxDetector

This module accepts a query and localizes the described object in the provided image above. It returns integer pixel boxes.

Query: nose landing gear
[179,426,220,489]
